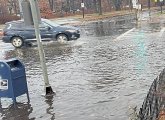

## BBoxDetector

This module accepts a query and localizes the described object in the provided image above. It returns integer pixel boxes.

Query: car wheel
[11,37,24,48]
[56,34,68,43]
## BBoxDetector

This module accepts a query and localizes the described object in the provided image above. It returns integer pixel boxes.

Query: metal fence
[139,69,165,120]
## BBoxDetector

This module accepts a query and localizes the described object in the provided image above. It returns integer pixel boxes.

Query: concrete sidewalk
[50,18,81,25]
[51,10,135,25]
[0,25,5,29]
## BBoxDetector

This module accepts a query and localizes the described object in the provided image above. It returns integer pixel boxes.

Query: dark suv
[2,19,80,48]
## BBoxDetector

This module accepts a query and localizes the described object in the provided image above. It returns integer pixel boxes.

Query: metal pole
[130,0,133,11]
[135,9,138,21]
[160,0,163,14]
[148,0,151,16]
[161,2,163,14]
[148,0,150,9]
[82,0,84,18]
[29,0,54,95]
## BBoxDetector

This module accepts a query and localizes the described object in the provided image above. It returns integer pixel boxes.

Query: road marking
[114,28,136,41]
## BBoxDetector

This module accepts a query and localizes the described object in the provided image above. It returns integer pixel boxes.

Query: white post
[29,0,54,95]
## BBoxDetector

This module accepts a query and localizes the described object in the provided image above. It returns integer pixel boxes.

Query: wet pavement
[0,13,165,120]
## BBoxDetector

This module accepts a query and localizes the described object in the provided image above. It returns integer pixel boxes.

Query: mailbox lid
[5,58,25,78]
[6,58,24,70]
[0,60,11,80]
[0,58,25,80]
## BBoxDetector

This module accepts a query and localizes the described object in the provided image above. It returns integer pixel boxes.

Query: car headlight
[66,30,77,33]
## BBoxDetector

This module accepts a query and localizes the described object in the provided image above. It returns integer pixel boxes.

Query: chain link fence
[138,69,165,120]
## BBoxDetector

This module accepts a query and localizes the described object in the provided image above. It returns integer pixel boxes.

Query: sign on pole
[132,0,137,8]
[136,4,141,10]
[81,1,85,18]
[81,3,84,8]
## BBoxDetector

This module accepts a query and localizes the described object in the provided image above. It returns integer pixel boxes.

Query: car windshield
[43,19,60,27]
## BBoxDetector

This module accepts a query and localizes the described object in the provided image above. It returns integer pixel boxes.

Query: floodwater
[1,13,165,120]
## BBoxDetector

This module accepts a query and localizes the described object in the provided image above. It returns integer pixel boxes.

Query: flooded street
[1,14,165,120]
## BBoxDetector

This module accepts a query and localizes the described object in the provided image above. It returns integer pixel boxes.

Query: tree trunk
[107,0,111,11]
[93,0,98,13]
[48,0,54,11]
[113,0,121,11]
[129,0,133,11]
[98,0,102,15]
[13,0,18,15]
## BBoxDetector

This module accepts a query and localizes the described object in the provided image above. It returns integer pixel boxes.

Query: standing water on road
[1,14,165,120]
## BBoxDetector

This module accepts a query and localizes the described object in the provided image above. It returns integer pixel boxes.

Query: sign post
[160,0,163,14]
[81,0,84,18]
[29,0,54,95]
[148,0,151,16]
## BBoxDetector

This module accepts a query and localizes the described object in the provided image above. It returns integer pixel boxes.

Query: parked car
[2,19,80,48]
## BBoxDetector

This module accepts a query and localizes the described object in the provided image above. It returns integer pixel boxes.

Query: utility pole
[21,0,33,26]
[29,0,54,95]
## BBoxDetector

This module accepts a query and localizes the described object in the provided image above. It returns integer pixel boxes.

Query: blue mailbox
[0,58,30,105]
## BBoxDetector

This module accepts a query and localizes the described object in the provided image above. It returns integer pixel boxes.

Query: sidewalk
[51,10,135,26]
[0,10,135,28]
[0,6,164,28]
[50,6,165,26]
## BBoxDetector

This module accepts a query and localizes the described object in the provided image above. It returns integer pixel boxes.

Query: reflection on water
[0,15,165,120]
[132,31,147,75]
[82,14,135,37]
[0,103,34,120]
[45,95,55,120]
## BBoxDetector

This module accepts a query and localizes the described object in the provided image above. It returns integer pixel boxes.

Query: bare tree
[93,0,98,13]
[98,0,102,15]
[7,0,19,15]
[106,0,111,11]
[112,0,122,11]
